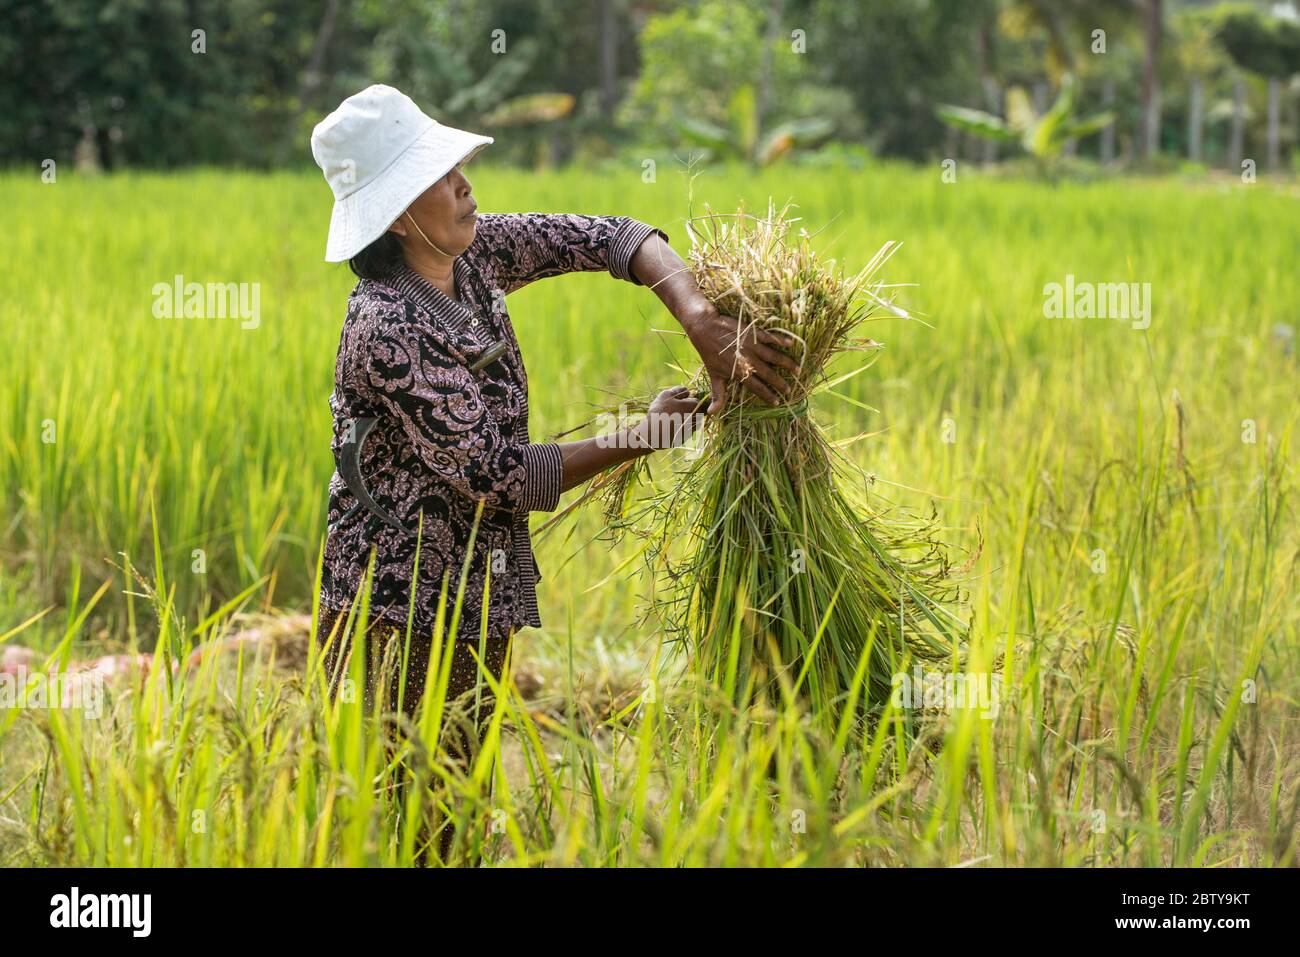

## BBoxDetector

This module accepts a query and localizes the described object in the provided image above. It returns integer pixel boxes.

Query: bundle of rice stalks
[610,199,970,738]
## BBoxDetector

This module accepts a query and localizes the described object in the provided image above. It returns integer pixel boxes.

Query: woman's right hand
[631,386,709,450]
[554,386,708,493]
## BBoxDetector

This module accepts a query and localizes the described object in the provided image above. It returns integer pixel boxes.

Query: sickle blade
[335,415,409,533]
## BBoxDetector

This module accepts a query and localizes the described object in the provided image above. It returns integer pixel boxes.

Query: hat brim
[324,123,493,263]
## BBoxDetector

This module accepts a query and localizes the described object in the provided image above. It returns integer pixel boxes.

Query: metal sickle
[333,415,411,534]
[329,341,511,538]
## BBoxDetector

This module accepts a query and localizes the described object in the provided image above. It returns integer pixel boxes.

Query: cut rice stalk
[609,198,971,739]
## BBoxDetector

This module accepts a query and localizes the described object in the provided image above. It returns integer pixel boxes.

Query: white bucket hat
[311,84,493,262]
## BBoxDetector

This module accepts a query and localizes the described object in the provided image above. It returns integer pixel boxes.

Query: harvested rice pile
[609,199,970,737]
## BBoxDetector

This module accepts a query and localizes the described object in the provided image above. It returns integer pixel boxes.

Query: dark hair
[349,231,404,281]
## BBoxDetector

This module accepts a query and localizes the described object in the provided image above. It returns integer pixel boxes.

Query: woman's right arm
[365,312,703,509]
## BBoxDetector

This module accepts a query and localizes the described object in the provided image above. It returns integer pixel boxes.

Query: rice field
[0,163,1296,866]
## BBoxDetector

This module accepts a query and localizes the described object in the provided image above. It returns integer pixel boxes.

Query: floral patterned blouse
[321,212,669,640]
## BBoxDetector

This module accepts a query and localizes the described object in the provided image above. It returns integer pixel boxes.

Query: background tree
[618,0,860,166]
[1172,7,1229,162]
[810,0,986,160]
[1135,0,1166,160]
[1,0,1295,174]
[1213,3,1300,169]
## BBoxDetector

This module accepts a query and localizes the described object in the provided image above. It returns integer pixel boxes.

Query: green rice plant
[607,199,970,738]
[1,168,1295,868]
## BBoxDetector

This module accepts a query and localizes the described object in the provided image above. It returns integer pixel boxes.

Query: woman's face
[390,162,478,256]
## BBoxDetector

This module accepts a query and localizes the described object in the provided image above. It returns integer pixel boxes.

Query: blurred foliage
[0,0,1296,172]
[619,0,774,135]
[673,84,836,167]
[938,74,1115,172]
[1212,3,1300,78]
[809,0,989,160]
[998,0,1137,82]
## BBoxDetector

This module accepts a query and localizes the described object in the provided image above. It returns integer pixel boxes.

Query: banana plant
[480,93,574,127]
[676,84,835,167]
[431,37,574,170]
[936,74,1113,172]
[440,38,575,129]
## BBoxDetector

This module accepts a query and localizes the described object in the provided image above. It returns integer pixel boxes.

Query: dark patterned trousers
[314,606,513,866]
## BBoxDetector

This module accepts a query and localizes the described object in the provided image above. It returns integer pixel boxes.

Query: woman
[309,85,798,857]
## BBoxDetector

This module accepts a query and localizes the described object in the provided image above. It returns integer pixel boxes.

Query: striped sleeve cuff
[519,442,565,512]
[609,219,670,286]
